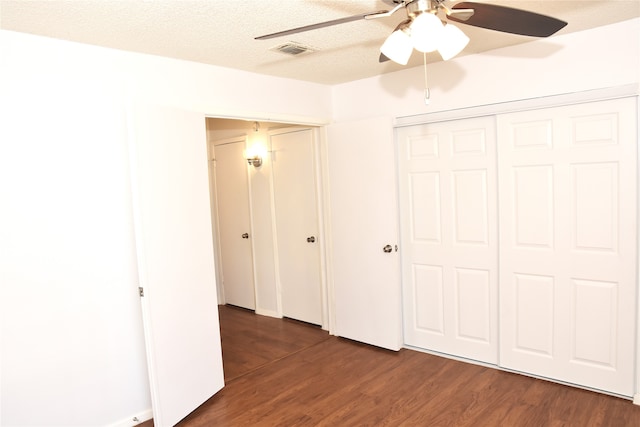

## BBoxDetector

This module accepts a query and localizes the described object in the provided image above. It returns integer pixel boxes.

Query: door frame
[205,119,331,331]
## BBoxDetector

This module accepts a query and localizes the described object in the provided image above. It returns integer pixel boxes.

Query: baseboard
[633,393,640,406]
[107,408,153,427]
[255,308,281,318]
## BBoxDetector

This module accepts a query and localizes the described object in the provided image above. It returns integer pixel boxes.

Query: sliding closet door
[498,97,637,396]
[398,116,498,364]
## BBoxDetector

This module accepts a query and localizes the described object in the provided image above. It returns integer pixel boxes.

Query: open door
[129,104,224,426]
[326,117,402,350]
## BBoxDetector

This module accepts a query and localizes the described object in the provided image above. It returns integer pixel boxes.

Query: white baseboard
[255,308,281,318]
[633,393,640,406]
[107,409,153,427]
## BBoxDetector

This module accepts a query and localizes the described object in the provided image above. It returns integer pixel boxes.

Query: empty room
[2,1,640,426]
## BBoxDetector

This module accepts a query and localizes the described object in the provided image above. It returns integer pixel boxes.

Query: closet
[397,97,637,397]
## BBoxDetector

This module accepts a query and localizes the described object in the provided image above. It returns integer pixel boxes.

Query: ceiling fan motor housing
[406,0,440,18]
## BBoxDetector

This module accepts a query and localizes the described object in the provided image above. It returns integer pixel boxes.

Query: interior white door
[130,104,224,426]
[498,97,637,396]
[327,117,402,351]
[270,128,323,325]
[397,116,498,364]
[213,138,256,310]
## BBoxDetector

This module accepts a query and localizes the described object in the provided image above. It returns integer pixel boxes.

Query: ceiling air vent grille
[270,42,316,56]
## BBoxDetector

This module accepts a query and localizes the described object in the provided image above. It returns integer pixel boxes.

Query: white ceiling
[1,0,639,85]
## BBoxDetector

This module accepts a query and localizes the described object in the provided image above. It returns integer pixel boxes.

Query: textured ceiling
[1,0,639,85]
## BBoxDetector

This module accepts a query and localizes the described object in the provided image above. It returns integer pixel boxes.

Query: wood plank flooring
[218,304,330,382]
[145,305,640,426]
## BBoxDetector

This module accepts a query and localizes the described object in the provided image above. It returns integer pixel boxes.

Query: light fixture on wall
[247,155,263,168]
[247,122,263,167]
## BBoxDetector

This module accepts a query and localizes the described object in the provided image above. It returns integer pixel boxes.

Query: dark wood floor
[217,304,330,382]
[146,305,640,426]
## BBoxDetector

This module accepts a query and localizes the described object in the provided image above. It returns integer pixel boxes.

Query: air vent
[270,41,317,56]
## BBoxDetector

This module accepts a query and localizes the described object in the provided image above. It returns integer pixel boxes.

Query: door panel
[398,116,498,364]
[270,128,322,325]
[327,117,402,351]
[498,98,637,396]
[213,138,256,310]
[130,104,224,426]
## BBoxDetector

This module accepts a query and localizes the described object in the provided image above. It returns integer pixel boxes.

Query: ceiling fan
[255,0,568,65]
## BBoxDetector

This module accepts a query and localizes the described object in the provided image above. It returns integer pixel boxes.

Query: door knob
[383,244,393,253]
[307,236,316,243]
[242,233,249,239]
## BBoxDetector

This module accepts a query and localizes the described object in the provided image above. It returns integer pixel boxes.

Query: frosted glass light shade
[411,12,443,53]
[380,29,413,65]
[438,24,469,60]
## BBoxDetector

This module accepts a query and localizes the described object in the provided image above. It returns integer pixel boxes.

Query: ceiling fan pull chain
[423,52,430,105]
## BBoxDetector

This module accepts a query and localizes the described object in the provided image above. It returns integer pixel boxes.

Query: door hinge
[138,286,145,297]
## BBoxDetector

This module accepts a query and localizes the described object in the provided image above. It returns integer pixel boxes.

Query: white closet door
[213,138,256,310]
[327,117,402,351]
[397,116,498,364]
[498,98,637,396]
[130,104,224,426]
[270,128,323,325]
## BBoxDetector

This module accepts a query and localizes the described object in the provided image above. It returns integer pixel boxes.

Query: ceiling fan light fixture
[437,23,469,60]
[410,12,443,53]
[380,27,413,65]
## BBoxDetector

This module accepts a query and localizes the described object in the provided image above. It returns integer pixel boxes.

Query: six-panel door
[397,116,499,364]
[497,98,637,396]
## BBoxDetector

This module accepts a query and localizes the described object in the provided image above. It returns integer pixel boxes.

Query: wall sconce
[247,122,264,168]
[247,155,262,168]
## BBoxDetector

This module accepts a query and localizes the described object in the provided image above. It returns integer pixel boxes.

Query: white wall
[247,133,280,316]
[0,74,151,426]
[332,19,640,121]
[0,29,332,426]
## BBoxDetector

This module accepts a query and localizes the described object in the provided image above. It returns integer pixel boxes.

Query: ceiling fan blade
[448,2,567,37]
[255,10,388,40]
[440,3,475,21]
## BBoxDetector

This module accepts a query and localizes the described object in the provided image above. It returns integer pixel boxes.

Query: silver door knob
[242,233,249,239]
[307,236,316,243]
[383,244,393,253]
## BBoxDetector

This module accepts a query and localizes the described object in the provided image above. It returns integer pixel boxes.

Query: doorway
[206,118,327,328]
